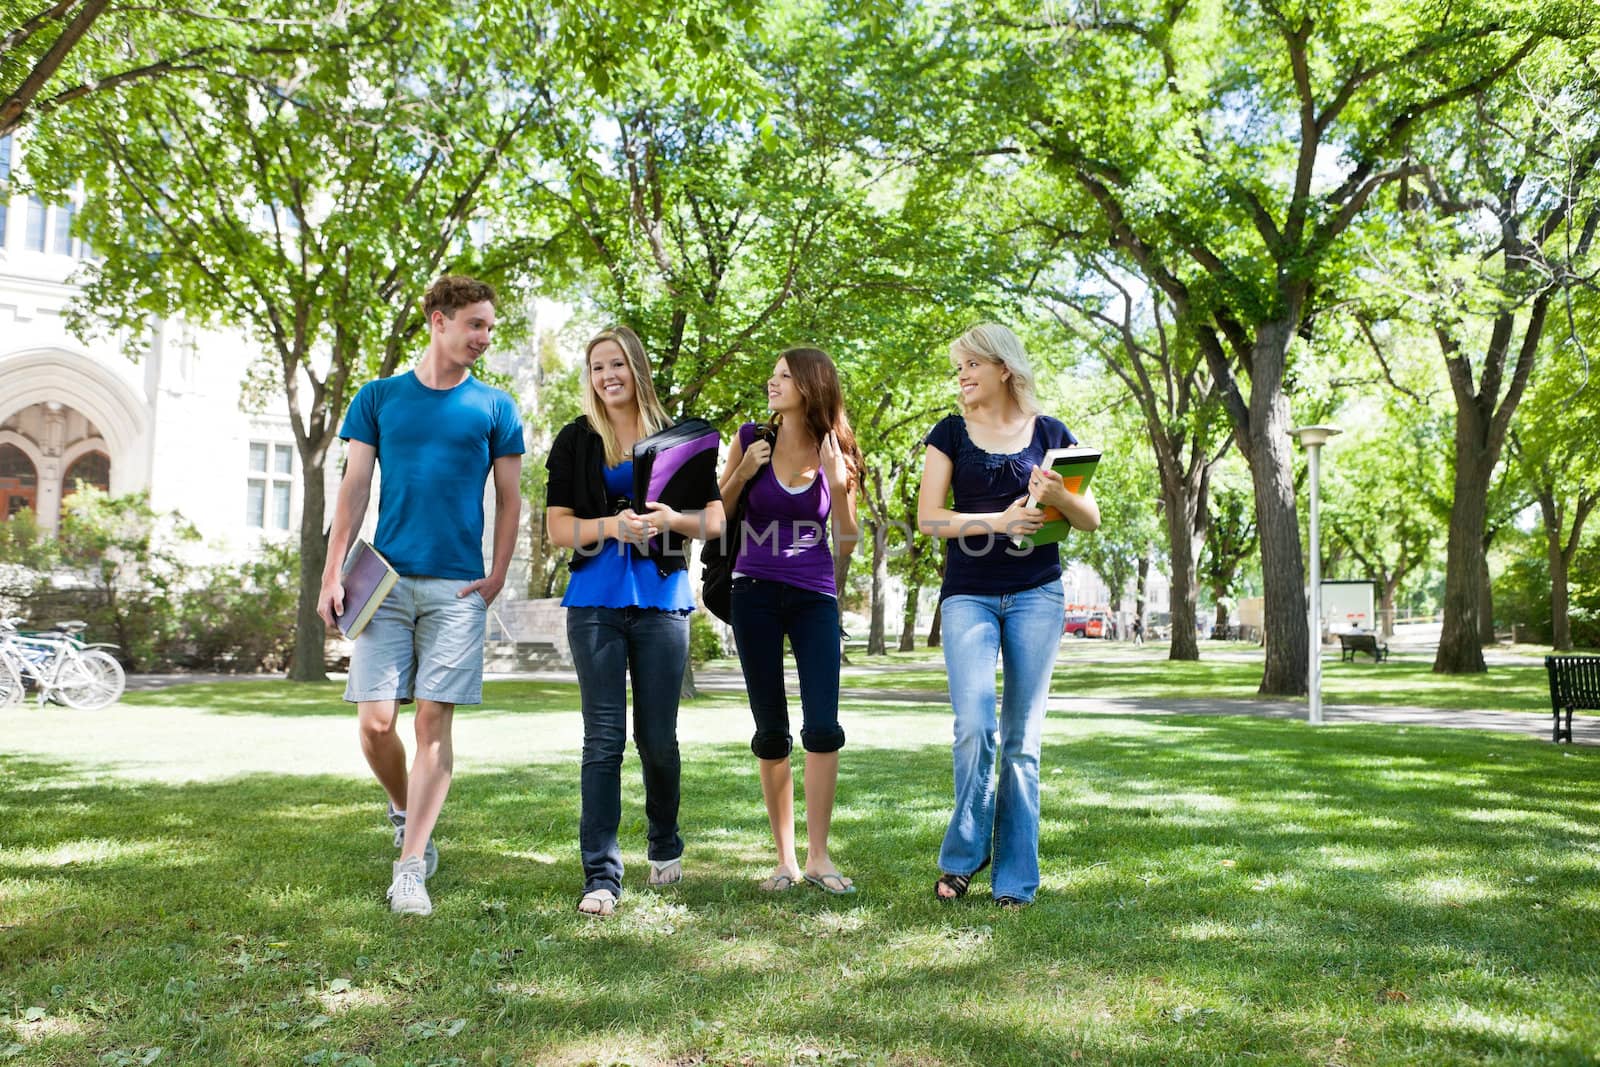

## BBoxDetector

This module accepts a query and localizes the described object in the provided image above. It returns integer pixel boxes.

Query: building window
[62,451,110,499]
[0,444,38,522]
[247,440,294,531]
[25,196,46,252]
[0,135,11,252]
[51,199,75,256]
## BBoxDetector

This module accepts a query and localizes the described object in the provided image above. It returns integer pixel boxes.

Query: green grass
[4,699,1600,1065]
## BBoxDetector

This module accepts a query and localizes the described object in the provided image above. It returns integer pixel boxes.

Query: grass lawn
[4,670,1600,1064]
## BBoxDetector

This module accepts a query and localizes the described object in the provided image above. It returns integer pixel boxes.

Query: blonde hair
[948,323,1041,416]
[582,326,671,466]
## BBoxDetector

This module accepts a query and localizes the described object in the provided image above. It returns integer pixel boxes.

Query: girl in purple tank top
[719,347,863,895]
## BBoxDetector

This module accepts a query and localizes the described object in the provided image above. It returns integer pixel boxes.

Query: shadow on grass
[3,718,1599,1065]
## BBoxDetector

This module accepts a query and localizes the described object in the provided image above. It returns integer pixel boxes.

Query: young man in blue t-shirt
[317,275,525,916]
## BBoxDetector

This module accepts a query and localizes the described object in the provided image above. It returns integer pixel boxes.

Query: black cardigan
[544,416,716,576]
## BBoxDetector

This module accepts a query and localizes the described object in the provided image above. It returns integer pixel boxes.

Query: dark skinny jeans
[566,606,688,896]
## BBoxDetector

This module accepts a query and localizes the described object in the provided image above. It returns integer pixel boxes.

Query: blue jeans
[729,576,846,758]
[566,606,689,896]
[938,581,1064,902]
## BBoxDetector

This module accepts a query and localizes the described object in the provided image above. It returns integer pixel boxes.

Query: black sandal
[935,857,990,901]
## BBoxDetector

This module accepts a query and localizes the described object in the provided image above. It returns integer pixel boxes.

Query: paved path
[1,653,1575,784]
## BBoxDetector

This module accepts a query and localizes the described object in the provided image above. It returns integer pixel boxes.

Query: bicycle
[0,618,126,710]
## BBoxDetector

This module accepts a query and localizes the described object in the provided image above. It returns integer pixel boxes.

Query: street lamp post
[1290,425,1341,725]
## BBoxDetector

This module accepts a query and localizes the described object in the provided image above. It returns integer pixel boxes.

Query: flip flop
[759,873,797,892]
[804,872,856,895]
[647,857,682,886]
[577,888,617,917]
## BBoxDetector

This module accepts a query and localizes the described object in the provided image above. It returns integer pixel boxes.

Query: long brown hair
[773,346,864,490]
[581,325,671,467]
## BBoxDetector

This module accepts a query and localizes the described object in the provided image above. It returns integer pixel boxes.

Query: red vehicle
[1063,613,1111,639]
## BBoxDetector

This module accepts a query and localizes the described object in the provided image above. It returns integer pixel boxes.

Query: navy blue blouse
[924,414,1077,599]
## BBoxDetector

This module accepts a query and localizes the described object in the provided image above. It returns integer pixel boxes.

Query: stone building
[0,132,315,560]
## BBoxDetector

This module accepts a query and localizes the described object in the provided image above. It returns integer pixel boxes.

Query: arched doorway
[0,443,38,521]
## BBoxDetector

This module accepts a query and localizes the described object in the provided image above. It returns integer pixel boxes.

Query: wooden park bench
[1545,655,1600,744]
[1338,632,1389,662]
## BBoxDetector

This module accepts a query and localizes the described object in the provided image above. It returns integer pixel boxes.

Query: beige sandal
[646,858,682,886]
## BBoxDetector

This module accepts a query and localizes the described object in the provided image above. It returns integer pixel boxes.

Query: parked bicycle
[0,618,126,710]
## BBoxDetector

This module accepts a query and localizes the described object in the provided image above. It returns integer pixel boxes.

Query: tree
[30,5,557,679]
[1037,265,1229,660]
[1374,51,1600,671]
[26,2,719,679]
[1508,331,1600,649]
[1061,382,1162,633]
[1322,419,1440,639]
[0,1,333,139]
[1201,481,1258,638]
[523,2,1011,661]
[976,0,1567,693]
[514,325,584,600]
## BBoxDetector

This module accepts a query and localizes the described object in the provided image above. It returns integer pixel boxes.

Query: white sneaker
[386,803,438,877]
[387,856,431,916]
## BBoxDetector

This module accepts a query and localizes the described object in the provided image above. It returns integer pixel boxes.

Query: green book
[1011,445,1102,549]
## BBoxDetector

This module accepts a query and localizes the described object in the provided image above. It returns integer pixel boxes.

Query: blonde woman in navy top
[917,324,1099,907]
[718,347,863,894]
[545,326,724,918]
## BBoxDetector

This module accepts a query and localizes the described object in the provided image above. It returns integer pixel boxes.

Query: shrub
[173,541,299,672]
[689,611,723,666]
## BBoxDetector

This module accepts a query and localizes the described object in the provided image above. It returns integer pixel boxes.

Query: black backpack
[699,422,773,622]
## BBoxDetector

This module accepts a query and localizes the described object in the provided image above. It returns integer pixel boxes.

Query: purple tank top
[732,422,836,597]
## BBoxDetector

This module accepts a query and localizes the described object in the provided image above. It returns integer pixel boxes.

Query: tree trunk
[1247,320,1308,696]
[1214,599,1228,631]
[927,597,942,647]
[289,460,330,682]
[1159,472,1203,661]
[898,578,921,652]
[1380,574,1400,640]
[1477,547,1495,646]
[1435,407,1493,673]
[867,520,888,656]
[1135,556,1148,638]
[681,656,698,700]
[1540,490,1571,652]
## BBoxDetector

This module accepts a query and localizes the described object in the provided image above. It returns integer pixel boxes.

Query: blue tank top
[562,460,693,611]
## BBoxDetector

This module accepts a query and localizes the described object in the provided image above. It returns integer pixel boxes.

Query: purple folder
[335,539,399,638]
[631,418,721,551]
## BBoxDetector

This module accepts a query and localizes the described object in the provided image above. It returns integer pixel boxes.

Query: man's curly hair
[423,275,496,320]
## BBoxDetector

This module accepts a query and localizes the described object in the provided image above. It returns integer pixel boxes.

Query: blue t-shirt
[925,413,1076,599]
[340,371,525,580]
[562,461,693,611]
